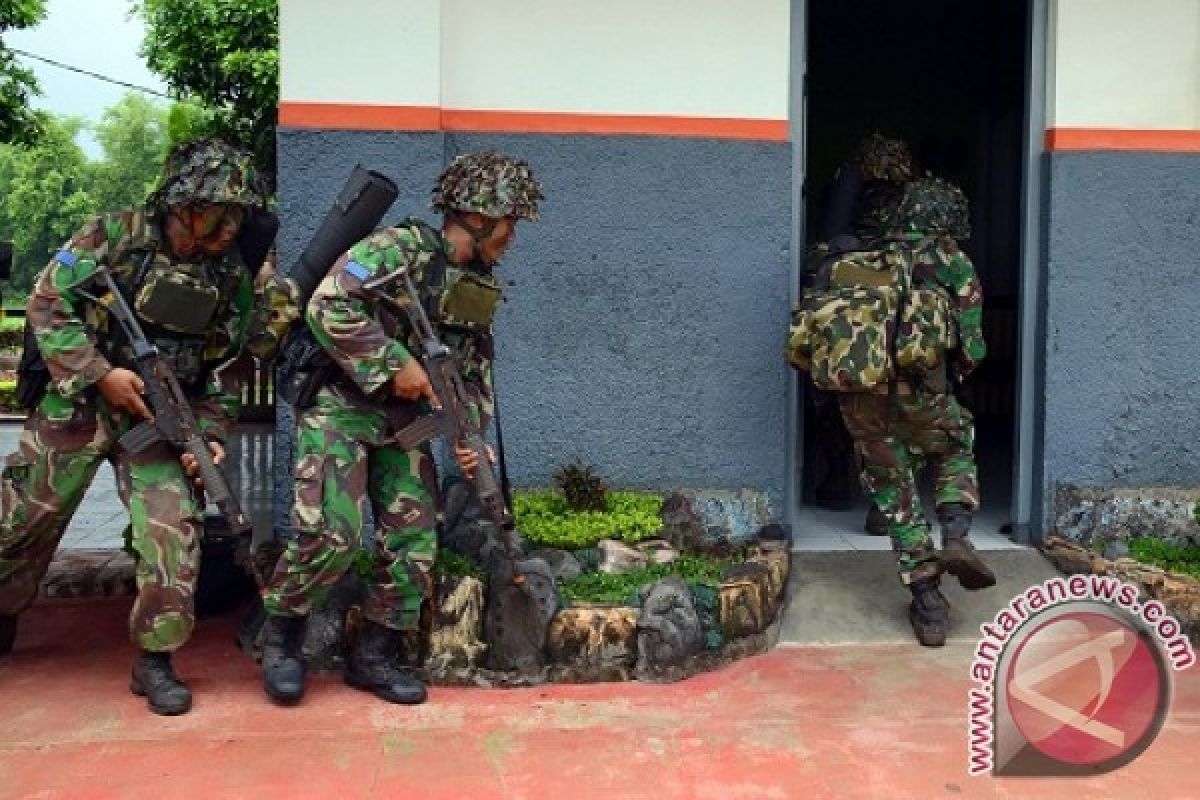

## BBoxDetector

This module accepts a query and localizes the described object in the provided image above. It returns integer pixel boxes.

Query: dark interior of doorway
[800,0,1029,534]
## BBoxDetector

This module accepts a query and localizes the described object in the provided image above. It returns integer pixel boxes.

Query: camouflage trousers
[263,397,438,632]
[0,393,204,651]
[837,387,979,584]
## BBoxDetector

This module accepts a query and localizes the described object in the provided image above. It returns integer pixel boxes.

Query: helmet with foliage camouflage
[151,137,264,209]
[854,133,914,184]
[432,151,543,221]
[890,175,971,239]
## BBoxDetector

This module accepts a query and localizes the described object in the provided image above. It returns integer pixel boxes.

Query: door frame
[786,0,1050,542]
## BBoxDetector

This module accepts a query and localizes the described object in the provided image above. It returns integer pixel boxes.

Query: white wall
[280,0,790,123]
[280,0,441,107]
[1050,0,1200,129]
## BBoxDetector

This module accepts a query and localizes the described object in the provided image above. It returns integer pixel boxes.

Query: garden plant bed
[245,481,793,687]
[1041,535,1200,644]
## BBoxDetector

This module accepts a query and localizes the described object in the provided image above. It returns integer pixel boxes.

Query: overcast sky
[6,0,168,157]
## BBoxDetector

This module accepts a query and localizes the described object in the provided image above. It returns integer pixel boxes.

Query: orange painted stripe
[1046,128,1200,152]
[278,101,789,141]
[279,102,442,131]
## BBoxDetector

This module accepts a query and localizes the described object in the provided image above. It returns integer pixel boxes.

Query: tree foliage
[87,93,168,210]
[0,0,47,145]
[0,93,174,293]
[135,0,278,182]
[0,114,95,289]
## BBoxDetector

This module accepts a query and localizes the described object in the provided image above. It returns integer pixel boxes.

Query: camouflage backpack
[786,243,956,390]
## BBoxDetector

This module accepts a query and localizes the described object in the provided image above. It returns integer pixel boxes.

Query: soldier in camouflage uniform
[0,138,264,714]
[810,134,915,531]
[835,176,996,647]
[258,151,542,705]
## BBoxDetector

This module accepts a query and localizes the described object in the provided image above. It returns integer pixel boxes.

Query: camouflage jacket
[897,233,987,379]
[308,219,495,425]
[27,209,254,444]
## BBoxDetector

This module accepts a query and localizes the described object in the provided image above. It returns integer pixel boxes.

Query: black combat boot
[938,503,996,590]
[261,613,308,704]
[864,504,888,536]
[344,620,427,705]
[0,613,17,657]
[908,577,949,647]
[130,650,192,715]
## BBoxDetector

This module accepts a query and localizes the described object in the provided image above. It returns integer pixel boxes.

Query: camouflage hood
[889,176,970,239]
[854,133,914,184]
[432,151,543,220]
[151,137,264,210]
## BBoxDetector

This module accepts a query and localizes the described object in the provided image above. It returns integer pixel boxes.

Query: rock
[484,558,558,673]
[1103,541,1131,560]
[428,576,487,671]
[1040,537,1095,575]
[746,545,790,621]
[718,562,772,639]
[661,490,776,551]
[636,539,679,565]
[546,606,638,672]
[528,548,583,583]
[636,577,703,669]
[661,492,707,551]
[1053,486,1200,548]
[598,539,648,574]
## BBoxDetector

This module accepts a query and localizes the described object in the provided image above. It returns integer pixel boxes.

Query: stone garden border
[1041,535,1200,644]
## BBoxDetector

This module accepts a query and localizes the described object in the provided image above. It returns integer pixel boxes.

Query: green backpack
[786,242,956,391]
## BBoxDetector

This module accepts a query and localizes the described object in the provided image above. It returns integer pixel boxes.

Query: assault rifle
[359,266,513,533]
[360,266,561,672]
[73,264,252,537]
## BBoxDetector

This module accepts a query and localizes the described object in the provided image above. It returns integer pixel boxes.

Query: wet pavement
[1,597,1197,799]
[0,421,277,548]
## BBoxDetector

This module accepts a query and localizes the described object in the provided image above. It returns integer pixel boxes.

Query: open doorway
[795,0,1031,548]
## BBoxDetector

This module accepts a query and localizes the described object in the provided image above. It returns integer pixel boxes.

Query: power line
[10,47,172,100]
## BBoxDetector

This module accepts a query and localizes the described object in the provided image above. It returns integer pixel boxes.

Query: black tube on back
[287,166,399,303]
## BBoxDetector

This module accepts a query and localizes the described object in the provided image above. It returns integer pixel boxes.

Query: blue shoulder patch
[54,250,78,267]
[344,260,370,282]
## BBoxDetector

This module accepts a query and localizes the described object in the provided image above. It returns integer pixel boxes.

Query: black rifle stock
[75,267,252,537]
[359,268,514,533]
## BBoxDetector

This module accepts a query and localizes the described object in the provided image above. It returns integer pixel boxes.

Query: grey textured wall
[1042,152,1200,510]
[274,129,793,530]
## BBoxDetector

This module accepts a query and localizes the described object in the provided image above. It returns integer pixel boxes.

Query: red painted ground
[1,598,1197,800]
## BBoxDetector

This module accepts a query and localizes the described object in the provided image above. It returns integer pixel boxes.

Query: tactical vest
[402,218,504,349]
[104,214,242,389]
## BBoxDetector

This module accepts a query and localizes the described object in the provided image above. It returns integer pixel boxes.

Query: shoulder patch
[54,250,77,267]
[344,260,370,282]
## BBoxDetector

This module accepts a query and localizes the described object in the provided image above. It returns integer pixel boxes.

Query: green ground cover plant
[514,488,662,549]
[1128,537,1200,580]
[558,553,735,606]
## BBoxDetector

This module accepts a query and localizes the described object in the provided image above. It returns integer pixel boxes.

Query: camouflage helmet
[152,137,264,209]
[432,151,543,221]
[854,133,914,184]
[891,175,971,239]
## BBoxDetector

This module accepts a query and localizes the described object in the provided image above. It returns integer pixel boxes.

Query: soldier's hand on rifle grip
[97,367,153,421]
[181,441,225,487]
[391,359,441,409]
[455,444,480,479]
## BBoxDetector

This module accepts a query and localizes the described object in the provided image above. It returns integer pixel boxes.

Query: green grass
[1128,537,1200,580]
[558,553,735,605]
[0,315,24,333]
[514,488,662,550]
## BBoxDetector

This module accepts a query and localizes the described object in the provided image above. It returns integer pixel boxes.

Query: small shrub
[0,378,16,412]
[1128,537,1200,580]
[435,548,485,582]
[553,459,608,512]
[558,553,735,606]
[515,488,662,550]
